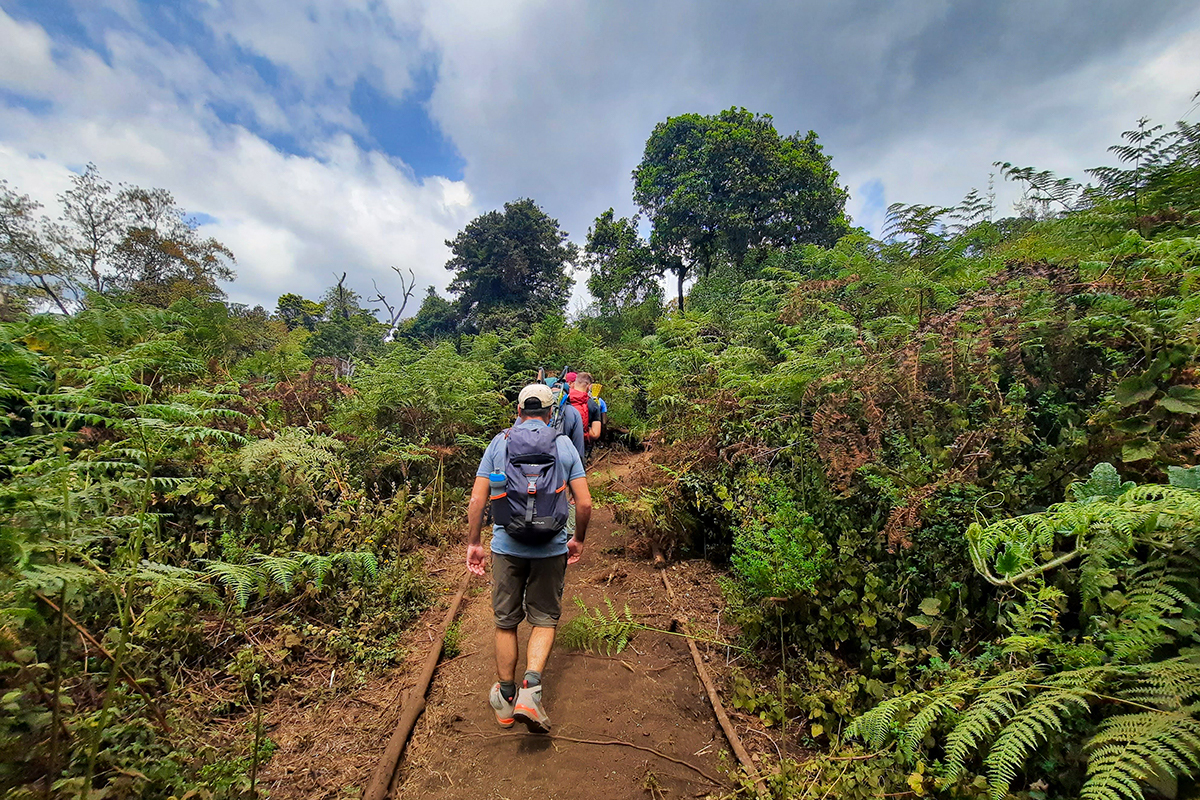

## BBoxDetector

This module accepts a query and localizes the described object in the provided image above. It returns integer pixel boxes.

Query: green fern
[292,552,334,588]
[983,688,1091,799]
[204,550,379,608]
[334,551,378,581]
[855,466,1200,800]
[253,555,302,593]
[942,670,1040,782]
[1082,708,1200,800]
[1106,558,1196,662]
[204,561,259,609]
[557,597,637,655]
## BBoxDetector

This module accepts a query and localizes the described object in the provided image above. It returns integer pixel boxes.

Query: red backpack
[568,387,591,441]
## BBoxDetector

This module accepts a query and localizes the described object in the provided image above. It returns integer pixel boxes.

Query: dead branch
[371,266,417,340]
[660,570,769,799]
[361,570,471,800]
[464,731,723,786]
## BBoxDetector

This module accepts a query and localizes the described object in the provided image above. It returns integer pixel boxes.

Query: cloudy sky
[2,1,1199,312]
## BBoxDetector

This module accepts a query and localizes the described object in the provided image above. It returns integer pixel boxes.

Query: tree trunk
[676,268,685,313]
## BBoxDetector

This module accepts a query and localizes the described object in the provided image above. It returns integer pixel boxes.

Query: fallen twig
[437,650,477,668]
[465,731,723,786]
[361,570,471,800]
[744,727,783,762]
[660,571,768,799]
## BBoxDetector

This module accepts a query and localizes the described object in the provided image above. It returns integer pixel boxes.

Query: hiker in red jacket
[566,371,601,445]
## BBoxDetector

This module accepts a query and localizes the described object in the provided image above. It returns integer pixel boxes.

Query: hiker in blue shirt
[465,383,591,733]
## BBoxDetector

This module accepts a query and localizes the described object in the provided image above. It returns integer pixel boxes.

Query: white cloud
[0,8,56,93]
[5,0,1200,318]
[417,0,1200,244]
[840,21,1200,233]
[0,5,476,311]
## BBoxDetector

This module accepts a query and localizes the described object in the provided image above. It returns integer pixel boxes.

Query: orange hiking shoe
[489,682,515,728]
[513,683,551,733]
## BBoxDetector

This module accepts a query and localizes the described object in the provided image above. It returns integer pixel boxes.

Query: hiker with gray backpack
[465,383,591,733]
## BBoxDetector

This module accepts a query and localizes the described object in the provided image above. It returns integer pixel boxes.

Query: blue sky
[2,0,1199,311]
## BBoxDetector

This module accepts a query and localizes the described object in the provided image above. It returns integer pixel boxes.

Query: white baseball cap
[518,383,554,411]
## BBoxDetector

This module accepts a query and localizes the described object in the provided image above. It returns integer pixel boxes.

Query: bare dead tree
[371,266,418,341]
[333,272,351,320]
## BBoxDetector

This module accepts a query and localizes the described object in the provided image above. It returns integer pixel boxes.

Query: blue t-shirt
[560,402,586,463]
[477,419,586,558]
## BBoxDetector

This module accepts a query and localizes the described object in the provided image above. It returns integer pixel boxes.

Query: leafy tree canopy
[444,198,577,332]
[585,209,662,311]
[276,292,326,331]
[403,286,459,341]
[633,107,849,308]
[0,164,235,313]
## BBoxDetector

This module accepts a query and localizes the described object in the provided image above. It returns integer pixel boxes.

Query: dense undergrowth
[1,113,1198,799]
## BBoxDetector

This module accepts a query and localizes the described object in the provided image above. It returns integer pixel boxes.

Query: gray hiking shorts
[492,552,568,629]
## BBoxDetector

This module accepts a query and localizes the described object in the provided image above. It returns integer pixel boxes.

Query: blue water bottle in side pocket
[489,472,511,526]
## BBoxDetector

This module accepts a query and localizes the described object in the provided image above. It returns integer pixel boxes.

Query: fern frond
[984,688,1092,799]
[292,552,334,589]
[1121,658,1200,710]
[1082,708,1200,800]
[333,551,378,581]
[557,596,637,655]
[253,555,302,592]
[848,692,927,751]
[204,561,259,609]
[1106,558,1196,662]
[942,670,1038,782]
[898,681,972,757]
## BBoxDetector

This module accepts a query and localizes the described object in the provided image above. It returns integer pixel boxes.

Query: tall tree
[115,187,235,306]
[0,182,71,314]
[404,287,460,341]
[57,164,127,295]
[633,107,850,309]
[444,199,576,332]
[303,277,387,372]
[1,166,236,312]
[584,209,663,316]
[276,292,326,331]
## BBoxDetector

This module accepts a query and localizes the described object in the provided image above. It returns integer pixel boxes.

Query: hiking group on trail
[543,369,604,462]
[464,377,598,733]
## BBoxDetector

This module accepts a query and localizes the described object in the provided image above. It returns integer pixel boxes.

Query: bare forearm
[573,501,591,542]
[467,478,488,547]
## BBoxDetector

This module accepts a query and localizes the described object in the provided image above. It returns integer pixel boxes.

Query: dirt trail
[258,451,736,799]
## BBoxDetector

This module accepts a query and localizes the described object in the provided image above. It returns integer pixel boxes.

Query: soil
[255,450,742,799]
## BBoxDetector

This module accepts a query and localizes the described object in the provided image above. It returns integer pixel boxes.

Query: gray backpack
[490,425,572,545]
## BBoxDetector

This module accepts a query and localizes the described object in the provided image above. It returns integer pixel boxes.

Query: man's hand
[567,537,584,565]
[466,543,487,576]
